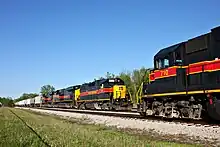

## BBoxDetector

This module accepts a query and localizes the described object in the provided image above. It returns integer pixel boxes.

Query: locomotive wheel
[79,103,86,110]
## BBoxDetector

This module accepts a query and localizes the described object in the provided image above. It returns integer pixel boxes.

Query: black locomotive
[138,26,220,121]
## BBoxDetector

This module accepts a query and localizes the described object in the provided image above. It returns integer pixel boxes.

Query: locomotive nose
[207,100,220,121]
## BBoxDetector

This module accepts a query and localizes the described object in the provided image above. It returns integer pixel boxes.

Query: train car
[52,85,80,108]
[66,85,81,108]
[23,99,27,107]
[52,90,61,104]
[30,98,35,107]
[34,96,42,107]
[77,78,132,110]
[138,26,220,121]
[42,94,53,107]
[19,100,25,107]
[26,98,31,107]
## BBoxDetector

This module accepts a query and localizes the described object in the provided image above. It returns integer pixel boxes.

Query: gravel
[19,107,220,146]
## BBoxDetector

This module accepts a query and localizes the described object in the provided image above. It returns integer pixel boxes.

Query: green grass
[0,107,201,147]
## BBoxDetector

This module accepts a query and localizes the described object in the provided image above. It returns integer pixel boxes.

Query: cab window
[164,59,169,67]
[175,52,183,65]
[155,60,159,69]
[156,58,170,69]
[158,59,163,69]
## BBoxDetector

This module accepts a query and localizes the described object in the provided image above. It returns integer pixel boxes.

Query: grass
[0,107,202,147]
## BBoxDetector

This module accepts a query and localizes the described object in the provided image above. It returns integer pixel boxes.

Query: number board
[153,67,178,80]
[160,70,169,77]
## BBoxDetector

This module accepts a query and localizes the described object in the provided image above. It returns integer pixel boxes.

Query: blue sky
[0,0,219,98]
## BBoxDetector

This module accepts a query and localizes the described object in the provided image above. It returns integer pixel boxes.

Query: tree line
[0,97,14,107]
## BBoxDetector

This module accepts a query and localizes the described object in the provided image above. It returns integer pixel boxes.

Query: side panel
[146,67,187,95]
[34,96,42,104]
[113,85,126,99]
[146,66,187,95]
[24,99,27,105]
[187,60,220,91]
[59,95,73,101]
[185,33,210,65]
[145,76,177,94]
[30,98,35,104]
[53,95,60,102]
[26,99,31,105]
[79,88,112,101]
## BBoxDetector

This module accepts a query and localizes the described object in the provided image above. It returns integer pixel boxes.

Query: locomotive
[41,78,133,111]
[137,26,220,121]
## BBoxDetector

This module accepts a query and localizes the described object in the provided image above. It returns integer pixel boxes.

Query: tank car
[137,26,220,121]
[34,96,42,107]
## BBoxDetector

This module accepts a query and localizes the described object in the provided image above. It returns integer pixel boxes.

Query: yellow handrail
[136,82,143,104]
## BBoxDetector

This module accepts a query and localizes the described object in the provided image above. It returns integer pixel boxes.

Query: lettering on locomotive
[160,69,168,77]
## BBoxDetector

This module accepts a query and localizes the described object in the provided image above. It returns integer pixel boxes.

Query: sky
[0,0,219,98]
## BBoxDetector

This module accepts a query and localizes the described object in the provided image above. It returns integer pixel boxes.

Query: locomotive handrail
[135,68,151,104]
[136,82,143,104]
[127,90,132,102]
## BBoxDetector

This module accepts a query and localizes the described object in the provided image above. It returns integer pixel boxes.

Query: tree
[116,67,150,103]
[132,67,150,93]
[105,72,116,78]
[40,85,55,97]
[117,70,134,99]
[0,97,14,107]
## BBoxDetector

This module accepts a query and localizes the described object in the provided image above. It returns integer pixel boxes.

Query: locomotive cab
[65,85,81,100]
[154,43,185,70]
[144,42,187,96]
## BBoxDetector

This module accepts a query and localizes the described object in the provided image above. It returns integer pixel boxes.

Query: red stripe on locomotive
[59,95,72,99]
[149,73,155,81]
[187,59,220,74]
[80,88,113,97]
[153,67,177,79]
[204,59,220,72]
[44,98,52,101]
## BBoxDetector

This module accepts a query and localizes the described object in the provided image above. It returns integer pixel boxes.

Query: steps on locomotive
[207,100,220,121]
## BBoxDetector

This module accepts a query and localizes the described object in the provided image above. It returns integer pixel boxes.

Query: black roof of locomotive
[154,42,184,60]
[99,77,123,84]
[65,85,81,91]
[81,77,124,86]
[154,26,220,61]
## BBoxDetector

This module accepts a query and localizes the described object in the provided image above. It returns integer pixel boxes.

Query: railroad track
[18,106,220,129]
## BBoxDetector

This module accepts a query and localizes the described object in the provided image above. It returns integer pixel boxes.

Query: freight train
[15,26,220,121]
[16,78,133,111]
